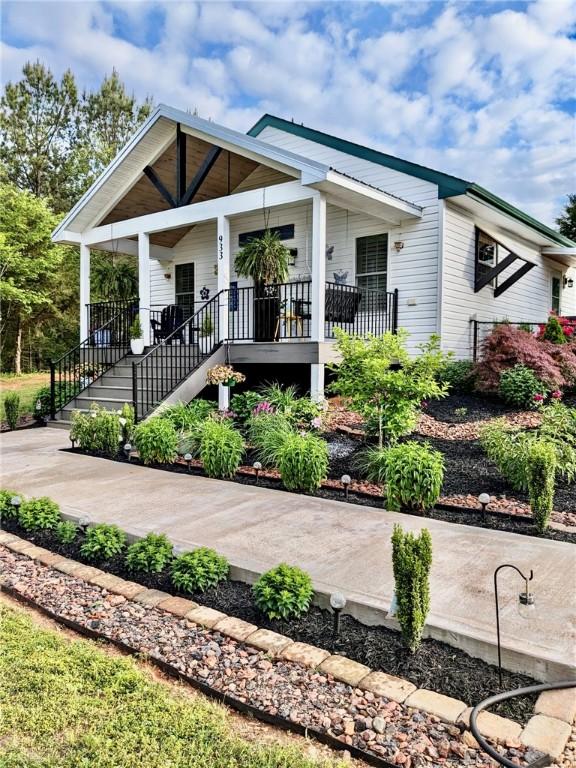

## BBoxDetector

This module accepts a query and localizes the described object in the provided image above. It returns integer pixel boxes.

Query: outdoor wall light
[124,442,132,462]
[341,474,351,499]
[253,461,262,484]
[478,492,491,521]
[184,453,193,472]
[564,277,574,288]
[493,564,535,687]
[393,241,404,252]
[329,591,347,639]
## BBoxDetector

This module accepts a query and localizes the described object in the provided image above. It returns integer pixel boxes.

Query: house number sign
[218,234,224,260]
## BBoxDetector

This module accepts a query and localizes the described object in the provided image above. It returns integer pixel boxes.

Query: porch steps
[49,345,217,428]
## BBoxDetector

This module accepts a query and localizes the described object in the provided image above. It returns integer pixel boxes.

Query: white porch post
[310,193,326,401]
[79,243,90,341]
[311,193,326,342]
[138,232,151,347]
[217,215,231,411]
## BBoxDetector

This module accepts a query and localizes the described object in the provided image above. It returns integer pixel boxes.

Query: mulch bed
[2,518,539,725]
[2,545,545,768]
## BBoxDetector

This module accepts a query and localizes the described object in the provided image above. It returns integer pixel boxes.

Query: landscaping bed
[2,516,540,724]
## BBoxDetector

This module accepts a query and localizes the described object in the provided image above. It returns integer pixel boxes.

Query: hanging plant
[234,228,290,285]
[206,364,246,387]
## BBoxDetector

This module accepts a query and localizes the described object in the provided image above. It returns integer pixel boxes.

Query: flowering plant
[252,401,275,417]
[206,365,246,387]
[537,313,576,343]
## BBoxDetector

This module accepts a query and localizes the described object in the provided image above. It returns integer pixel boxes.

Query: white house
[51,105,576,421]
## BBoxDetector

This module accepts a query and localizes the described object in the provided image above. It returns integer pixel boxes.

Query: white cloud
[1,0,575,225]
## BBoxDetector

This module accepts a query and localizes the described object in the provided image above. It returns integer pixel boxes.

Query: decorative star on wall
[200,286,210,300]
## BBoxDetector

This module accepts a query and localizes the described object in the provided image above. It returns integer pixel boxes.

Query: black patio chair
[150,305,185,344]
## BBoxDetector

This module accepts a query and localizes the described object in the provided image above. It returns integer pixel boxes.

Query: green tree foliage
[556,194,576,242]
[391,524,432,653]
[0,182,67,373]
[330,329,448,448]
[0,61,80,212]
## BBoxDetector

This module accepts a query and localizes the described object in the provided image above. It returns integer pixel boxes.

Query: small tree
[527,441,556,533]
[391,524,432,653]
[330,329,448,447]
[542,314,567,345]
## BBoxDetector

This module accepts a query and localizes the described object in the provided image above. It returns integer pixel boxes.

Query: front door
[175,263,195,320]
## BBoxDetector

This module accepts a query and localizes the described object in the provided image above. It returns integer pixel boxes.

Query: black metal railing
[87,299,138,340]
[132,292,222,421]
[470,319,545,361]
[324,283,398,338]
[228,281,313,342]
[50,304,135,418]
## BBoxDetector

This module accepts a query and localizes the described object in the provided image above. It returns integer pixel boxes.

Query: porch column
[79,243,90,341]
[310,363,325,402]
[138,232,151,347]
[311,193,327,343]
[217,215,231,411]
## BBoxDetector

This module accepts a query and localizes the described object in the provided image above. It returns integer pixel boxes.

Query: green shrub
[119,403,135,443]
[125,533,173,574]
[383,442,444,511]
[134,417,178,465]
[199,419,244,479]
[18,496,60,532]
[70,406,121,456]
[158,400,216,431]
[480,420,534,491]
[33,383,77,418]
[55,520,79,545]
[542,315,566,344]
[499,365,548,408]
[248,412,294,467]
[438,360,475,393]
[257,382,323,429]
[391,524,432,653]
[355,446,389,484]
[230,390,263,425]
[527,441,556,533]
[253,563,314,620]
[4,392,20,430]
[540,402,576,483]
[129,315,142,340]
[0,489,21,521]
[80,524,127,561]
[170,548,229,593]
[277,432,329,492]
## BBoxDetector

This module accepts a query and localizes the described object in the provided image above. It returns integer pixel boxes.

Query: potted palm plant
[198,314,215,354]
[129,315,144,355]
[234,229,291,341]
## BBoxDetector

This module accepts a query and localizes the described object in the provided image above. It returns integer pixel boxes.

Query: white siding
[442,201,576,358]
[257,126,441,350]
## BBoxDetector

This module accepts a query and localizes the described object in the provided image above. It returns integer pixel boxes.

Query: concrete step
[82,384,133,400]
[93,375,133,389]
[64,395,135,412]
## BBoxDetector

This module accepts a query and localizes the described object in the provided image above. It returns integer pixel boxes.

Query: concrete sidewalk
[2,427,575,681]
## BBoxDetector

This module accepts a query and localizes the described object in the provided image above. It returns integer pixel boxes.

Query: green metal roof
[248,114,575,248]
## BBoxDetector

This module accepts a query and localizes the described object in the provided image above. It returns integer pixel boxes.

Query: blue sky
[2,0,575,224]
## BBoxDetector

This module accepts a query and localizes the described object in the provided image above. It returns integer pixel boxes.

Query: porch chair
[150,305,185,344]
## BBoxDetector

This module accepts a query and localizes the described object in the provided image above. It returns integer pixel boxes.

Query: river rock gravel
[0,546,546,768]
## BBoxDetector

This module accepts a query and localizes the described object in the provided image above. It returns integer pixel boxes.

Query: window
[476,229,497,286]
[175,263,195,320]
[551,274,561,314]
[356,234,388,294]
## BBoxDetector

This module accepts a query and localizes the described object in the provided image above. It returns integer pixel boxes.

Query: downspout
[436,198,445,343]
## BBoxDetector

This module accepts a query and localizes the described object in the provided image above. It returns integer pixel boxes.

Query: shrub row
[1,489,432,652]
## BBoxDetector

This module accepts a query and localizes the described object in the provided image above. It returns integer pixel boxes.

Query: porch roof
[52,104,422,247]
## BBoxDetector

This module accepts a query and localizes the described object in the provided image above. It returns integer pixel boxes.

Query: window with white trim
[356,234,388,293]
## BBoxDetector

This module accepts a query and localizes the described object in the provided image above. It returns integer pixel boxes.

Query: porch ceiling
[101,138,292,247]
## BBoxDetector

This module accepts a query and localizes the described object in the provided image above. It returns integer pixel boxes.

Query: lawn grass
[0,605,344,768]
[0,372,49,419]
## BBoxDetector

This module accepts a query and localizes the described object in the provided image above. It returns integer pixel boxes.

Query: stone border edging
[1,531,573,759]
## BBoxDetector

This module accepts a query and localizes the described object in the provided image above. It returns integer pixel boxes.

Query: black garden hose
[470,680,575,768]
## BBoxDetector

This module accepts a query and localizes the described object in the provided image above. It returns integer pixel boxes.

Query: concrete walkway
[1,427,575,681]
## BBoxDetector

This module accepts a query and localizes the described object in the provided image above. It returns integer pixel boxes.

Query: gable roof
[248,114,575,248]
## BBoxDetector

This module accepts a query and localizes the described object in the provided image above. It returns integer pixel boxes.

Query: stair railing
[132,291,223,422]
[50,303,136,419]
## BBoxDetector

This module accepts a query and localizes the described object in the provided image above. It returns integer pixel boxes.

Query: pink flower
[311,416,322,429]
[252,401,274,416]
[533,393,545,402]
[551,390,562,399]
